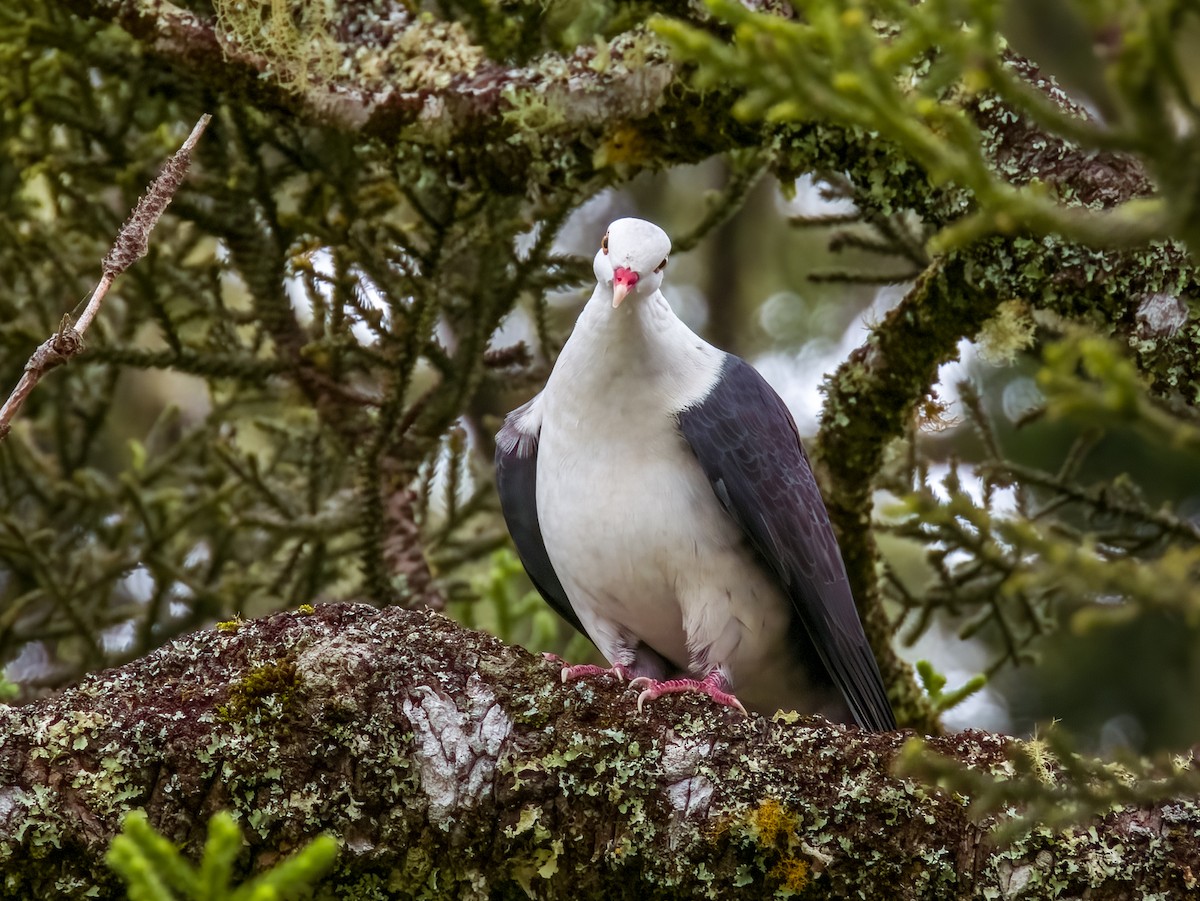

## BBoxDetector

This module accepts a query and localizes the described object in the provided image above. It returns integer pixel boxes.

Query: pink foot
[629,671,748,716]
[542,655,633,684]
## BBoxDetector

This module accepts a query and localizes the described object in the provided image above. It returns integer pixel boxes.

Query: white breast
[537,393,720,667]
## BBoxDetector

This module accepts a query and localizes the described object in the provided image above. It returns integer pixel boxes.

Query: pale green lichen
[212,1,487,97]
[383,17,487,93]
[213,0,343,91]
[977,299,1037,365]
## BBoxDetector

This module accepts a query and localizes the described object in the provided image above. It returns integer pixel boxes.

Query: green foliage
[915,659,986,715]
[896,725,1200,842]
[1039,332,1200,451]
[655,0,1200,251]
[902,479,1200,631]
[106,810,337,901]
[887,337,1200,680]
[870,314,1200,812]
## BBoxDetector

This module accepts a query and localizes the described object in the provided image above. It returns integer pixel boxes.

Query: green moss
[217,658,300,722]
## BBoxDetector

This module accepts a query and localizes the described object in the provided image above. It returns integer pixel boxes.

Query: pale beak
[611,267,639,309]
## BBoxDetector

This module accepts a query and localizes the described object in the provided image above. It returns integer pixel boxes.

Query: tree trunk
[1,603,1196,899]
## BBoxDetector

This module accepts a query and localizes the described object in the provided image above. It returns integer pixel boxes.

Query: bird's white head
[593,218,671,310]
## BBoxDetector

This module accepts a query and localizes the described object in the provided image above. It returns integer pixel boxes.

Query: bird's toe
[630,672,748,716]
[560,662,632,684]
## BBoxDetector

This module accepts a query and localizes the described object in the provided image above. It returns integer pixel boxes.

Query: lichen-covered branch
[812,261,995,734]
[1,604,1198,900]
[63,0,676,147]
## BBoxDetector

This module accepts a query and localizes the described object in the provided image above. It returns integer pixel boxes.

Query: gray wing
[677,356,896,732]
[495,401,587,637]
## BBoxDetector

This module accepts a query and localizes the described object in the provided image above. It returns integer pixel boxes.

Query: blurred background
[2,0,1198,762]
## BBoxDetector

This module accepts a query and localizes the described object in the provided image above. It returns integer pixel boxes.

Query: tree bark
[1,603,1196,899]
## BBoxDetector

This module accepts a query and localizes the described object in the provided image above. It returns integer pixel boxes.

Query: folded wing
[495,399,587,636]
[677,357,896,731]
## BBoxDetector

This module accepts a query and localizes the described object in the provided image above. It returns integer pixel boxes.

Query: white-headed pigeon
[495,218,895,730]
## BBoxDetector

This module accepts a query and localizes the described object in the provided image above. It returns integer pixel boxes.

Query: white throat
[545,284,725,414]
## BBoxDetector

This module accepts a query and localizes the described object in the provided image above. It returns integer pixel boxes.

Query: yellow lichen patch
[749,797,799,848]
[594,124,649,170]
[771,856,811,894]
[713,799,821,894]
[216,616,243,633]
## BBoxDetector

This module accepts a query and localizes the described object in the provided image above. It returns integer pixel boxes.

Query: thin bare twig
[0,113,212,441]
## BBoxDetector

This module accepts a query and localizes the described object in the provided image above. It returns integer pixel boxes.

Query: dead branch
[0,114,211,441]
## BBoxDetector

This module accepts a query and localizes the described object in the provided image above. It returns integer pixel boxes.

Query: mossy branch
[812,259,1001,734]
[653,0,1190,252]
[2,603,1199,900]
[65,0,677,151]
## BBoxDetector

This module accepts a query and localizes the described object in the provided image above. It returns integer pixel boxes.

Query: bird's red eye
[654,257,668,273]
[601,233,609,254]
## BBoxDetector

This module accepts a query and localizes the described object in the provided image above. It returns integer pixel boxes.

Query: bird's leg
[629,669,748,716]
[541,653,633,684]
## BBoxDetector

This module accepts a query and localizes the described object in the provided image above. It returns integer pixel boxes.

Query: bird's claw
[629,673,748,716]
[559,662,632,684]
[552,660,747,716]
